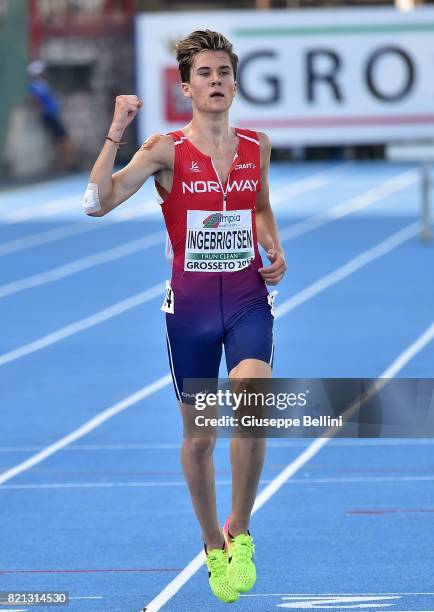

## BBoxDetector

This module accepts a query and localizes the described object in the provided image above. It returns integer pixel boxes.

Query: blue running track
[0,162,433,611]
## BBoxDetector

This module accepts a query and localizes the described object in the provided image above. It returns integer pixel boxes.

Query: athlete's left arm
[255,132,287,285]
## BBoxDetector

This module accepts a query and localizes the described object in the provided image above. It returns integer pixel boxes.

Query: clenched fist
[109,95,143,136]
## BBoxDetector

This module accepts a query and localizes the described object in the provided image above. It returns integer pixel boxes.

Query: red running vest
[155,128,263,275]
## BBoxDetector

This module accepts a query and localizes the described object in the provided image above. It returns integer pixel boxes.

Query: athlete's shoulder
[256,131,272,151]
[236,128,271,151]
[138,133,174,167]
[253,132,272,170]
[139,133,173,153]
[235,127,260,146]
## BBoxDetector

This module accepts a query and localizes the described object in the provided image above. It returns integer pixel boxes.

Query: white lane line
[0,195,81,223]
[0,165,341,257]
[275,222,419,318]
[0,199,161,256]
[278,169,417,241]
[70,596,103,600]
[0,231,165,300]
[141,319,434,612]
[276,594,399,607]
[0,169,411,297]
[0,202,420,369]
[0,481,217,490]
[0,222,422,369]
[381,323,434,378]
[241,592,434,596]
[0,195,156,222]
[0,222,100,257]
[326,170,417,219]
[0,211,163,258]
[0,164,342,223]
[285,475,434,483]
[0,374,171,486]
[140,447,352,612]
[0,193,161,223]
[1,475,433,490]
[0,228,430,607]
[270,163,349,207]
[1,438,433,452]
[0,281,165,367]
[0,222,430,487]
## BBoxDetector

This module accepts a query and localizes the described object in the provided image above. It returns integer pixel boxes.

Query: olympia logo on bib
[185,209,254,272]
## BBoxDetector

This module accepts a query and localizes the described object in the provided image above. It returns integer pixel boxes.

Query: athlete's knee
[183,435,216,458]
[229,375,251,397]
[229,358,272,380]
[231,436,265,455]
[229,370,269,401]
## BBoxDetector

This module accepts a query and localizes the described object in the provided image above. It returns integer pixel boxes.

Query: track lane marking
[1,475,433,490]
[275,222,419,318]
[0,163,344,224]
[277,169,417,241]
[0,375,172,486]
[0,227,430,483]
[0,222,431,608]
[0,214,421,367]
[1,438,433,452]
[0,282,165,367]
[141,318,434,612]
[0,169,415,297]
[0,232,165,299]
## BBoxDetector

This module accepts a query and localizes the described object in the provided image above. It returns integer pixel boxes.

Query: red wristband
[105,135,127,146]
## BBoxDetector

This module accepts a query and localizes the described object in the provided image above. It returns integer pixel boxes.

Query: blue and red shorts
[163,265,275,404]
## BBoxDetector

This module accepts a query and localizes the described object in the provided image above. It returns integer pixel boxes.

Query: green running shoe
[224,518,256,593]
[205,544,240,603]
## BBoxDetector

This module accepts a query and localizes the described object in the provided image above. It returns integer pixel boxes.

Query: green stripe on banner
[188,252,252,261]
[235,22,434,37]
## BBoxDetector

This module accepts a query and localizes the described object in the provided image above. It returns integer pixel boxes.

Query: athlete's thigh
[224,296,274,376]
[229,358,271,379]
[165,307,223,405]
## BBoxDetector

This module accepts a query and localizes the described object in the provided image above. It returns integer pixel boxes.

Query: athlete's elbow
[83,203,107,217]
[82,182,109,217]
[85,208,104,217]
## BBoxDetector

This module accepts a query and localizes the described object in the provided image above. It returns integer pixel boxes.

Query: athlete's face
[182,50,236,113]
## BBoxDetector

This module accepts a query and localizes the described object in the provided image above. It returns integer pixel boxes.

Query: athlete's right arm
[84,95,172,217]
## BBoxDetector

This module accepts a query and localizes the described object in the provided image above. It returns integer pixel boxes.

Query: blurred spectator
[27,60,77,172]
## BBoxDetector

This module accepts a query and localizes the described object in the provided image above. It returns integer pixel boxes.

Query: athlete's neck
[183,113,235,148]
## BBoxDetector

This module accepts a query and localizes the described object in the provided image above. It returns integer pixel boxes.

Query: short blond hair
[175,29,238,83]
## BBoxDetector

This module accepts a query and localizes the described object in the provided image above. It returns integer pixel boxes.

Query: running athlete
[84,30,286,604]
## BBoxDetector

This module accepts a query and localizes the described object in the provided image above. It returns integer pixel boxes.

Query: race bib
[267,290,278,316]
[185,209,254,273]
[161,280,175,313]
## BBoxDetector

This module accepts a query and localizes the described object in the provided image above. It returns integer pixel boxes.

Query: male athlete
[84,30,286,604]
